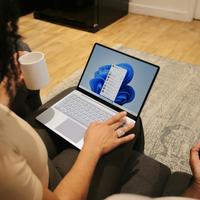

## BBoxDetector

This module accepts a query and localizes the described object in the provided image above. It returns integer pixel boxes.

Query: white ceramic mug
[18,52,49,90]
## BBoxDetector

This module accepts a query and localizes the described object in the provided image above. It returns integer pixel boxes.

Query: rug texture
[42,45,200,174]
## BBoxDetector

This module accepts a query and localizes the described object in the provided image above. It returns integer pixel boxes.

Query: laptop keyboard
[54,93,113,127]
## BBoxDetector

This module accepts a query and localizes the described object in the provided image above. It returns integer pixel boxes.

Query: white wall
[129,0,196,22]
[194,0,200,19]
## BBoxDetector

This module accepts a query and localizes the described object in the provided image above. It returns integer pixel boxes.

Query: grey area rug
[42,45,200,174]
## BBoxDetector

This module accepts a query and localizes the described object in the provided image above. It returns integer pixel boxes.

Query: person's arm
[183,142,200,199]
[43,111,135,200]
[53,143,101,200]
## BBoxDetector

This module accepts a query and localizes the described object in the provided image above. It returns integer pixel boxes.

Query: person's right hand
[190,142,200,184]
[83,111,135,157]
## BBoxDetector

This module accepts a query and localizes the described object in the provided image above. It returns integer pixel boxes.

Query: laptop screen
[78,43,159,119]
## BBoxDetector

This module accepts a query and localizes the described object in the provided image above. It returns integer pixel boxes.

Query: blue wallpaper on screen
[89,63,135,105]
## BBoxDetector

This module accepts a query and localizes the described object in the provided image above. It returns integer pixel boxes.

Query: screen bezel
[76,43,160,121]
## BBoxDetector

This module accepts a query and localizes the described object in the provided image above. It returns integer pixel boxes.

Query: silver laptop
[36,43,159,149]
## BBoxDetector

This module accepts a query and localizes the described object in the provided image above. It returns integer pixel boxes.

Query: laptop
[36,43,160,149]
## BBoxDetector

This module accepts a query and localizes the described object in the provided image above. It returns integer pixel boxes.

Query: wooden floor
[19,13,200,97]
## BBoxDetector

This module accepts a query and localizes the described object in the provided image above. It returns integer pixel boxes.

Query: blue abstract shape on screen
[115,85,135,105]
[89,63,135,105]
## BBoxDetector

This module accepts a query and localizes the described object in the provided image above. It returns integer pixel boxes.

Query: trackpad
[55,119,86,143]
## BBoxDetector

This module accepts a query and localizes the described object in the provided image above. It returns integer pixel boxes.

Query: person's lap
[44,119,144,200]
[15,86,145,199]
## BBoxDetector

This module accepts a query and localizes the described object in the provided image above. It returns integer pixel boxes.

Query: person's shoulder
[0,103,10,116]
[0,103,45,149]
[0,142,21,183]
[0,103,20,126]
[0,130,27,169]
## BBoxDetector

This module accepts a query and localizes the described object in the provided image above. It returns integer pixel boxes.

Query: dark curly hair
[0,0,21,106]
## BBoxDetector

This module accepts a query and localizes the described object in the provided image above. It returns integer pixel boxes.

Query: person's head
[0,0,21,104]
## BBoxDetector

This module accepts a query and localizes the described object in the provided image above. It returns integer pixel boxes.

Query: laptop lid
[77,43,159,121]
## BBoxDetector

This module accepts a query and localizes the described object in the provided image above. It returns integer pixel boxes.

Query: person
[182,142,200,199]
[3,1,199,200]
[0,0,144,200]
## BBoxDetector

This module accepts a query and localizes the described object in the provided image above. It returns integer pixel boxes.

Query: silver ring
[116,129,125,137]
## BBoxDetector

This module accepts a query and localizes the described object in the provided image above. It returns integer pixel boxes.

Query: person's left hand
[14,51,29,82]
[190,141,200,185]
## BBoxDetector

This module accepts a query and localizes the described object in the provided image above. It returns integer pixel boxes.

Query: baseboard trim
[129,2,193,22]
